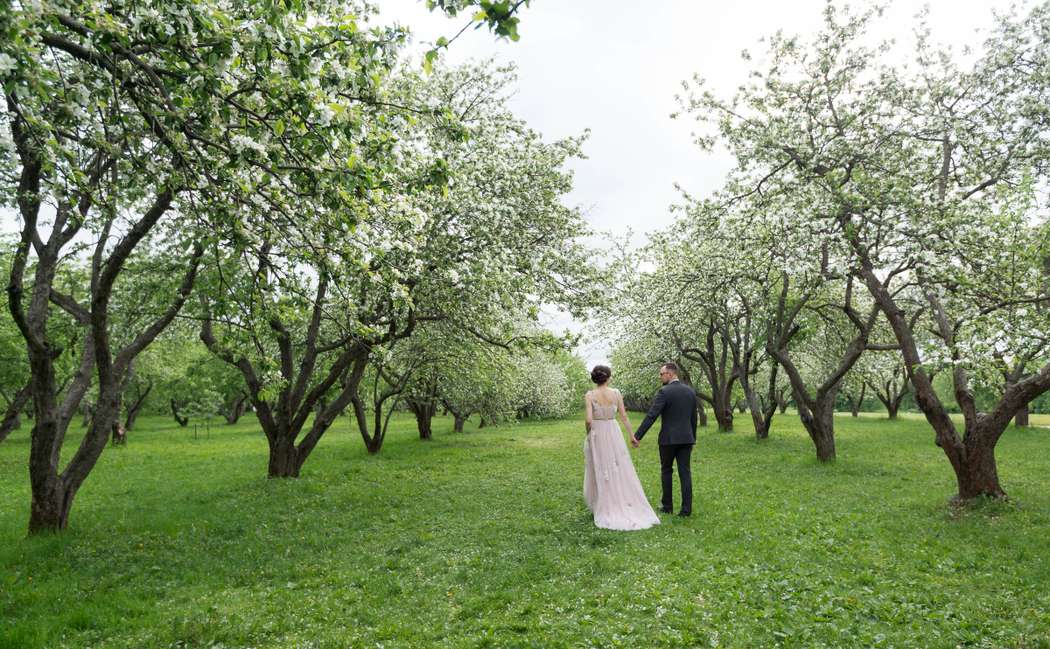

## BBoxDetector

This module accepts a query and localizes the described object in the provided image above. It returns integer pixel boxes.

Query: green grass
[1,411,1048,648]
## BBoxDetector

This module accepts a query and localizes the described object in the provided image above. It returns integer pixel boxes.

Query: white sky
[371,0,1031,366]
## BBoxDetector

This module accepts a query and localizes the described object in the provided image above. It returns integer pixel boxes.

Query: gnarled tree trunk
[202,275,383,476]
[768,275,880,463]
[856,262,1050,500]
[743,364,780,441]
[409,399,437,440]
[797,393,837,462]
[679,324,738,432]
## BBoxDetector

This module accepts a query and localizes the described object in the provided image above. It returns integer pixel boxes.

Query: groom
[631,362,697,516]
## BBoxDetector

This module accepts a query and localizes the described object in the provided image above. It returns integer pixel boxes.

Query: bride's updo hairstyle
[590,365,612,385]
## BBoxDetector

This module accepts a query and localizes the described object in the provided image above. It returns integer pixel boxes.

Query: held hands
[630,434,640,448]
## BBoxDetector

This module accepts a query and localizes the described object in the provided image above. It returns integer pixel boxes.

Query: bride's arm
[616,391,633,436]
[584,392,593,434]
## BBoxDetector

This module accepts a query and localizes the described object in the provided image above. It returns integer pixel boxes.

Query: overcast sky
[372,0,1031,366]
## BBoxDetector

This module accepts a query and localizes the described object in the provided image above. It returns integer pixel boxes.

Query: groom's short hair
[661,362,679,375]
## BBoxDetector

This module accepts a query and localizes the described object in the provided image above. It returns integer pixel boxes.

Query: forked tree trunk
[267,436,301,478]
[798,395,837,462]
[442,400,471,433]
[713,404,733,431]
[122,379,152,434]
[955,434,1005,499]
[352,396,388,455]
[409,400,436,440]
[870,372,909,420]
[680,325,737,432]
[707,370,736,432]
[747,393,771,440]
[773,348,853,463]
[882,399,900,420]
[855,262,1050,501]
[224,393,248,425]
[28,476,75,534]
[744,365,780,441]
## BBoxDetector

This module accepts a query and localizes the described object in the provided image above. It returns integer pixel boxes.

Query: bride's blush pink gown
[583,400,660,531]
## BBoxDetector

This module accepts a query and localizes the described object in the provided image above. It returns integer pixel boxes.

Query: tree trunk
[122,377,151,435]
[713,407,733,432]
[0,384,31,443]
[696,399,708,427]
[955,437,1006,500]
[350,389,396,456]
[170,399,188,427]
[748,393,770,440]
[123,394,145,433]
[409,401,435,440]
[886,401,899,420]
[110,420,127,445]
[701,384,735,432]
[267,436,301,478]
[680,324,738,433]
[799,399,837,462]
[453,415,465,433]
[1014,404,1029,427]
[224,393,248,425]
[850,383,865,417]
[28,476,75,534]
[479,418,487,429]
[852,263,1050,501]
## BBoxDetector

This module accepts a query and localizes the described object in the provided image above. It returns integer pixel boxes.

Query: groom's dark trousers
[659,444,693,513]
[634,379,698,514]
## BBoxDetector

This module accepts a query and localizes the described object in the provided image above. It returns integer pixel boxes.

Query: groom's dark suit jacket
[634,380,697,446]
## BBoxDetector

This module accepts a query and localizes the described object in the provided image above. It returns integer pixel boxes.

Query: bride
[583,365,660,531]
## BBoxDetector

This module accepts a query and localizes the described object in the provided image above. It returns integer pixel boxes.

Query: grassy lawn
[1,411,1048,648]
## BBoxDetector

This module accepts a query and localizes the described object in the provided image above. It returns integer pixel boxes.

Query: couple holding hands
[582,362,697,531]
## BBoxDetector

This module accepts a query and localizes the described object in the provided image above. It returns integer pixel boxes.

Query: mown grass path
[2,412,1048,648]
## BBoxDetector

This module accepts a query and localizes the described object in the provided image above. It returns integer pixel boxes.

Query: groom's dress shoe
[677,511,691,517]
[660,507,673,514]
